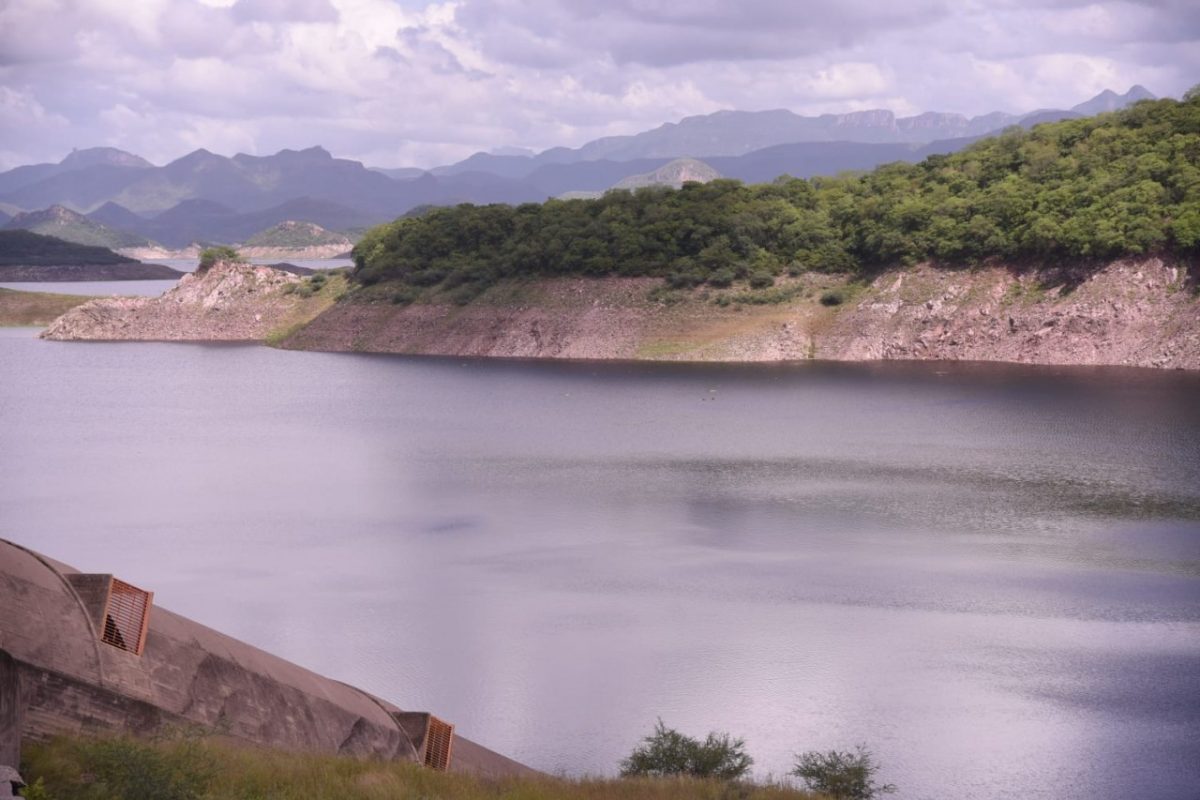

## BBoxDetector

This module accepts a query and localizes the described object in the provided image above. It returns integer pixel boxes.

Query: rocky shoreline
[40,256,1200,371]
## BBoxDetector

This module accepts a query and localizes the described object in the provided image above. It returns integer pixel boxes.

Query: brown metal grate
[424,715,454,771]
[101,578,153,656]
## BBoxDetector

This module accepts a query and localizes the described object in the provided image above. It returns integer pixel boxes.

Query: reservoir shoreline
[34,254,1200,371]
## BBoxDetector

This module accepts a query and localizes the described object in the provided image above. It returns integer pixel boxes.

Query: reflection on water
[1,341,1197,800]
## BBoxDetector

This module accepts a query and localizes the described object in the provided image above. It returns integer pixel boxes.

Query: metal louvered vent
[101,578,153,656]
[424,716,454,771]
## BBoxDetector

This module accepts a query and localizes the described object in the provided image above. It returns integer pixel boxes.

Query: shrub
[791,745,896,800]
[748,272,775,289]
[819,290,844,307]
[620,720,753,780]
[391,287,418,305]
[666,271,704,289]
[197,246,240,271]
[22,734,215,800]
[708,268,736,288]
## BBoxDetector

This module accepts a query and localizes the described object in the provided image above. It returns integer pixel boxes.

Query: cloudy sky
[1,0,1197,170]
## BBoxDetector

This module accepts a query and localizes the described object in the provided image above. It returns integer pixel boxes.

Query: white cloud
[0,0,1196,169]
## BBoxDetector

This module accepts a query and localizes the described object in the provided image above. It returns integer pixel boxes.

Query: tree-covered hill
[354,90,1199,298]
[4,204,152,249]
[0,229,138,266]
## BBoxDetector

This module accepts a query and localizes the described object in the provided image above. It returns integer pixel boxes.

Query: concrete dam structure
[0,538,533,778]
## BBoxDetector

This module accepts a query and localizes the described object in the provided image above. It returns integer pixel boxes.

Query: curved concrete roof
[1,539,536,777]
[0,538,412,760]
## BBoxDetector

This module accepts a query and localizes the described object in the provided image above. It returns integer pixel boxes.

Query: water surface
[0,280,180,297]
[0,259,352,298]
[1,330,1197,800]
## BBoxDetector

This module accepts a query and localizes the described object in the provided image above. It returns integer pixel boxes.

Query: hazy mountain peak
[7,203,86,225]
[169,148,225,169]
[277,146,334,161]
[490,145,535,157]
[1071,85,1156,115]
[60,147,152,170]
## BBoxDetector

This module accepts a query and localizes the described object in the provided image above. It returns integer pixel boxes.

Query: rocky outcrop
[41,260,307,341]
[819,257,1199,370]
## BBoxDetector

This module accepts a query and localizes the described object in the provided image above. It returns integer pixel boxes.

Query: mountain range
[0,86,1155,250]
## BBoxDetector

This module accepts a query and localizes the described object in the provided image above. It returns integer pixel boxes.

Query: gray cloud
[456,0,952,67]
[0,0,1195,172]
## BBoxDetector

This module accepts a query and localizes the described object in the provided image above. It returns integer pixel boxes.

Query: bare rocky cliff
[819,258,1198,369]
[41,260,337,341]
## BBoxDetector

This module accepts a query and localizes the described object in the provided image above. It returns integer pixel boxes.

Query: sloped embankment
[283,256,1199,370]
[41,260,341,342]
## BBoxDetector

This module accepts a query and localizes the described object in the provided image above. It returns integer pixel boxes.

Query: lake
[0,259,354,297]
[1,328,1197,800]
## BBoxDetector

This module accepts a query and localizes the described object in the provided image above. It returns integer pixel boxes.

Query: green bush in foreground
[621,719,754,780]
[198,245,240,271]
[791,745,896,800]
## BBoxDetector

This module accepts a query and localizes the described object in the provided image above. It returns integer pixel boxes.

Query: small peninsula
[0,230,185,281]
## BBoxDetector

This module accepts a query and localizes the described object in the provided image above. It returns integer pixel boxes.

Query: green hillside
[4,204,151,249]
[243,219,352,248]
[0,230,138,266]
[354,90,1200,297]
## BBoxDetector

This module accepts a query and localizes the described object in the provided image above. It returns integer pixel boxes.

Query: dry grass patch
[20,735,826,800]
[0,287,96,327]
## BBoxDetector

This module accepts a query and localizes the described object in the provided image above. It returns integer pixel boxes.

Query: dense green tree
[619,720,753,781]
[791,745,896,800]
[354,93,1200,294]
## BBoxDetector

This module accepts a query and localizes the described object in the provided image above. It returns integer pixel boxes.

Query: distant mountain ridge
[0,86,1157,248]
[428,86,1156,177]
